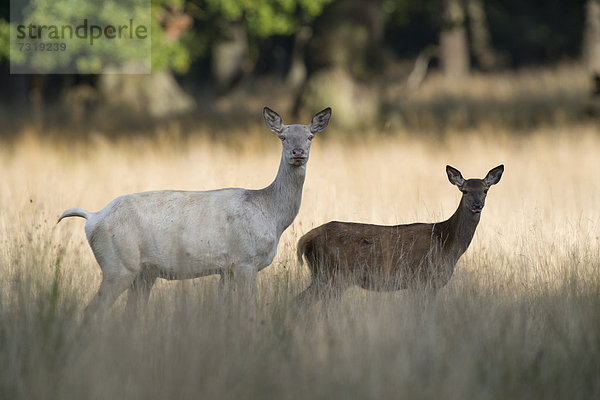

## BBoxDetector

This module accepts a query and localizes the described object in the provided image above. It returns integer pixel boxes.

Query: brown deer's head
[446,165,504,213]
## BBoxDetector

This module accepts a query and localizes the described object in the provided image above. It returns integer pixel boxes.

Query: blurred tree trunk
[440,0,470,78]
[211,24,249,93]
[584,0,600,92]
[97,69,195,123]
[13,76,28,110]
[467,0,496,70]
[583,0,600,116]
[30,75,45,129]
[287,27,312,90]
[95,7,195,126]
[297,0,383,129]
[304,0,383,78]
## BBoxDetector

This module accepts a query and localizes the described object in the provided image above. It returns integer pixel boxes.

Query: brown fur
[296,165,504,302]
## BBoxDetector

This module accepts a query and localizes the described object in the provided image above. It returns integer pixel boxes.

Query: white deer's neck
[260,155,306,235]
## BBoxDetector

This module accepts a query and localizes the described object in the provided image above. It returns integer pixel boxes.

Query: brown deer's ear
[309,107,332,133]
[446,165,465,187]
[263,106,283,134]
[484,165,504,186]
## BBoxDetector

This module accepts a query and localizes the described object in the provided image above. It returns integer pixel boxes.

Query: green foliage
[4,0,332,72]
[0,18,9,60]
[151,0,191,72]
[188,0,332,75]
[5,0,201,73]
[382,0,414,25]
[204,0,332,37]
[10,0,153,73]
[0,0,591,73]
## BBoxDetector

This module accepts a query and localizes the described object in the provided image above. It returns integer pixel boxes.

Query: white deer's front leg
[234,266,258,301]
[218,267,234,300]
[218,265,257,301]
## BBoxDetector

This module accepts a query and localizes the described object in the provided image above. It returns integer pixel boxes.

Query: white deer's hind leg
[125,267,157,316]
[83,269,138,325]
[83,229,142,324]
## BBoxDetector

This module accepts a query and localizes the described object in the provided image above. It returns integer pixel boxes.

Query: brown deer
[296,165,504,302]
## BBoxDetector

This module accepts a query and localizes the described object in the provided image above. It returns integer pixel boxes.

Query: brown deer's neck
[435,197,481,259]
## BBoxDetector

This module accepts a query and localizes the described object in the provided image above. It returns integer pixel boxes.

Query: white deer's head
[263,107,332,166]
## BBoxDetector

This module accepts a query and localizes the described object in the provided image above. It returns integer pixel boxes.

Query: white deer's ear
[446,165,465,187]
[263,107,283,134]
[484,164,504,186]
[309,107,332,134]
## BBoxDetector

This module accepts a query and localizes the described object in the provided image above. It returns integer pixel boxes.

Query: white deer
[59,107,331,320]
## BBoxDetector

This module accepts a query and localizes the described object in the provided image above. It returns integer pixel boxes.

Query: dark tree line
[0,0,596,130]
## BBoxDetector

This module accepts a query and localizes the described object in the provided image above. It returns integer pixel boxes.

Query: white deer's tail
[57,208,91,223]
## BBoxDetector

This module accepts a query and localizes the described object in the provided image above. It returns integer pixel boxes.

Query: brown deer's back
[298,221,449,290]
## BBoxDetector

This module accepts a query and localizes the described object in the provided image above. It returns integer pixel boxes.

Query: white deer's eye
[308,135,315,141]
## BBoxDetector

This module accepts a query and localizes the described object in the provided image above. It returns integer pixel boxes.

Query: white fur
[59,107,331,320]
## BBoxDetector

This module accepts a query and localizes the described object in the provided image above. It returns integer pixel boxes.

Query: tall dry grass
[1,122,599,399]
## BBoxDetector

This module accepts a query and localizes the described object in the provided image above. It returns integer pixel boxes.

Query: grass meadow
[1,71,600,398]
